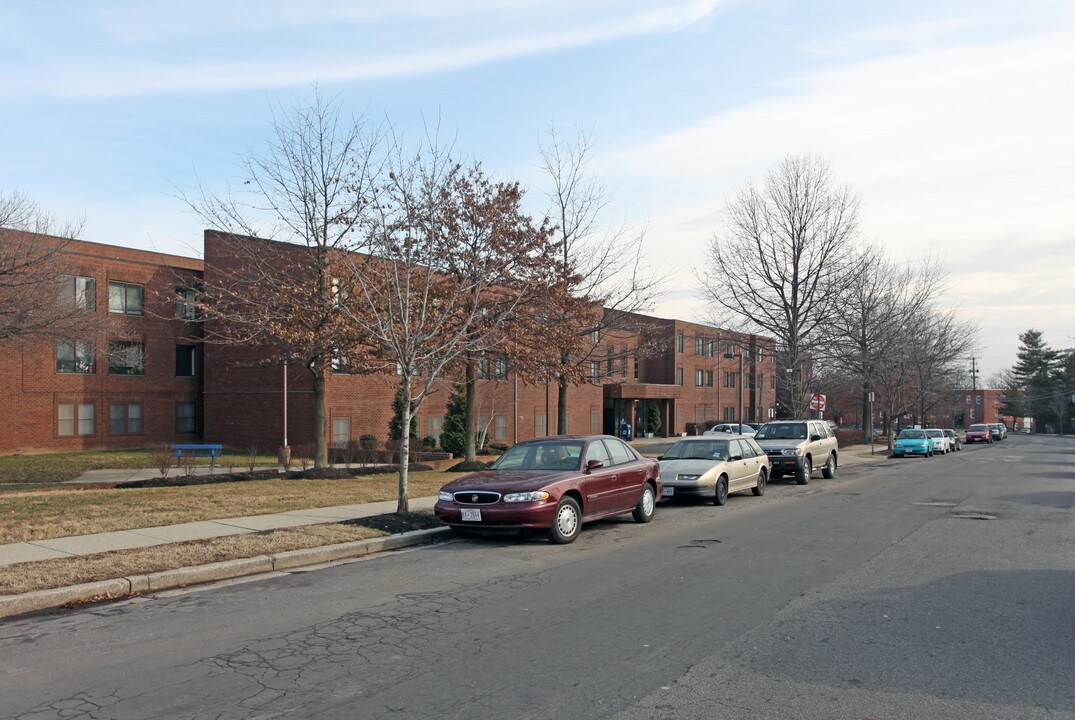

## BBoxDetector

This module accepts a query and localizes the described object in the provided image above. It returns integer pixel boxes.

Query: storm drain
[949,512,998,520]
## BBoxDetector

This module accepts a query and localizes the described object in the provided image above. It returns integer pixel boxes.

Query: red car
[434,435,662,544]
[965,423,993,443]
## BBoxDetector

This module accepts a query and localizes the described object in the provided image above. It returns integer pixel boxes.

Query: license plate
[661,487,674,497]
[460,508,482,522]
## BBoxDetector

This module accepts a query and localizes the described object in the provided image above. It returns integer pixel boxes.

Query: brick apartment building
[0,229,778,455]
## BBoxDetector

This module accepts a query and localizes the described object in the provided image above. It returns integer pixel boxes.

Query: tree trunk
[397,375,412,513]
[862,385,872,443]
[557,375,569,435]
[312,357,328,468]
[464,361,476,462]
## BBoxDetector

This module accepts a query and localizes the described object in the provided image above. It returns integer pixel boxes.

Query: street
[1,435,1072,719]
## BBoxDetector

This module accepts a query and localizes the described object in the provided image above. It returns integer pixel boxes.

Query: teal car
[892,429,935,458]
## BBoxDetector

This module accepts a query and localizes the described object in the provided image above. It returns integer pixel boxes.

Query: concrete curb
[0,526,453,621]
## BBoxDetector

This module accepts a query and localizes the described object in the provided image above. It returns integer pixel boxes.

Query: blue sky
[2,0,1073,377]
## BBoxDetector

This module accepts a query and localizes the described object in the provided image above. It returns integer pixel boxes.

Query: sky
[2,0,1073,380]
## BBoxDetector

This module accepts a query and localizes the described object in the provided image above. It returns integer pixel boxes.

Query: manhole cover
[949,512,998,520]
[912,501,957,507]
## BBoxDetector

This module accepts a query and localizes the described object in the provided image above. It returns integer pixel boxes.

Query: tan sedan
[657,435,771,505]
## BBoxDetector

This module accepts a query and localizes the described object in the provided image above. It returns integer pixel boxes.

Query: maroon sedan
[965,424,993,443]
[434,435,662,544]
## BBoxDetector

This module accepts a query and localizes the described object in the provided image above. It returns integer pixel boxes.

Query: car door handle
[611,475,618,481]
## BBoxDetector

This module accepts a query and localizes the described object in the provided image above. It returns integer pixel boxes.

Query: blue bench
[170,444,223,467]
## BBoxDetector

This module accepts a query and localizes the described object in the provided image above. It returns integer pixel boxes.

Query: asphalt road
[1,435,1072,719]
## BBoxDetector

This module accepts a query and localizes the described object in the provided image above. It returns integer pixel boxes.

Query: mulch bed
[340,511,443,533]
[119,465,436,489]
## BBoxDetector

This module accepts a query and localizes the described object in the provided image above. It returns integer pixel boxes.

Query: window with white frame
[58,403,95,436]
[332,417,351,448]
[695,369,704,386]
[108,281,144,315]
[56,339,95,374]
[590,361,601,382]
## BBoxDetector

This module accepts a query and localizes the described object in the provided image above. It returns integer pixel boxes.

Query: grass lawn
[0,448,279,486]
[0,471,463,545]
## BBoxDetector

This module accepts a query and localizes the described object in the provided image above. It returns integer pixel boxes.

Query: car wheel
[796,457,811,485]
[822,453,836,479]
[633,484,656,523]
[547,496,582,544]
[752,469,767,496]
[713,476,729,506]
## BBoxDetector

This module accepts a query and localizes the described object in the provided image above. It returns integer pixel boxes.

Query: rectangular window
[591,327,601,344]
[176,345,197,377]
[633,354,639,380]
[56,339,95,374]
[695,407,705,425]
[494,356,508,381]
[590,361,601,382]
[110,403,144,435]
[176,287,198,320]
[176,402,197,434]
[535,412,546,437]
[331,352,350,373]
[591,410,601,434]
[676,367,684,386]
[695,337,704,355]
[695,369,703,386]
[771,375,776,390]
[965,395,972,403]
[109,341,145,375]
[429,415,443,442]
[676,333,684,353]
[332,417,351,448]
[58,402,95,436]
[705,370,714,387]
[705,340,714,357]
[61,275,96,311]
[477,358,490,380]
[496,415,508,440]
[478,414,490,438]
[108,281,144,316]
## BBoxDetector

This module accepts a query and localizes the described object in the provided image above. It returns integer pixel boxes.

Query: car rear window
[968,424,988,431]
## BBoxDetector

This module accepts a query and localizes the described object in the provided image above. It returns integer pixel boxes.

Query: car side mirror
[655,455,664,461]
[729,455,743,461]
[586,459,604,471]
[810,434,822,442]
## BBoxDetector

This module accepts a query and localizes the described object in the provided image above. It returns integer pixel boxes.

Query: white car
[925,428,951,453]
[657,435,770,505]
[703,422,756,436]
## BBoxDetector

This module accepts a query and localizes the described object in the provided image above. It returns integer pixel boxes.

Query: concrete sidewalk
[0,496,438,568]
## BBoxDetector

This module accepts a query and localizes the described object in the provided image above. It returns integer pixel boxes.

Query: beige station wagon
[657,435,771,505]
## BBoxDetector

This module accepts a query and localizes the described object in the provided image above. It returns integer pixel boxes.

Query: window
[676,333,684,353]
[723,407,734,422]
[605,438,635,465]
[695,369,704,386]
[756,347,764,362]
[108,281,144,316]
[585,439,611,467]
[110,403,143,435]
[591,327,601,344]
[58,403,95,436]
[676,367,684,386]
[477,358,490,380]
[332,417,351,448]
[176,287,198,320]
[495,415,508,440]
[695,336,704,355]
[56,339,95,374]
[176,402,197,434]
[723,371,736,389]
[976,396,981,404]
[965,395,972,404]
[331,351,350,373]
[591,410,601,434]
[109,341,145,375]
[705,370,714,387]
[176,345,197,376]
[429,415,443,442]
[535,412,546,437]
[633,354,639,380]
[61,275,96,311]
[395,362,420,376]
[771,375,776,390]
[590,361,601,382]
[494,356,508,381]
[620,352,627,379]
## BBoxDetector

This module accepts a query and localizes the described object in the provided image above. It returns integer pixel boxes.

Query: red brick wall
[0,231,204,454]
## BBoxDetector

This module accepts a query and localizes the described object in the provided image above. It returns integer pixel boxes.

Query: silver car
[703,422,757,435]
[658,435,770,505]
[926,428,952,453]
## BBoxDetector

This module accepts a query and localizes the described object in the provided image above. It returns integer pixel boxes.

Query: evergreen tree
[1010,329,1061,429]
[388,388,418,442]
[439,384,468,457]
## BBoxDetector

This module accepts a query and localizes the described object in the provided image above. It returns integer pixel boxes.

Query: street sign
[809,393,827,411]
[868,391,875,403]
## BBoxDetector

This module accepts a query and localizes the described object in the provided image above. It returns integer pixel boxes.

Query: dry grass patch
[0,471,461,544]
[0,448,279,486]
[0,513,441,596]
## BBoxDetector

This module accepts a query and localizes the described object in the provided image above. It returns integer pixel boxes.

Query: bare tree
[700,155,859,418]
[0,189,88,343]
[178,91,383,468]
[342,139,551,512]
[538,124,664,434]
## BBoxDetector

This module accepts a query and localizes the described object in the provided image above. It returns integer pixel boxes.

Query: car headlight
[503,491,551,503]
[677,474,701,481]
[438,491,454,502]
[781,448,802,456]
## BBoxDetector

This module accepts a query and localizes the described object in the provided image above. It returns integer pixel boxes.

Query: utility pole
[970,356,980,427]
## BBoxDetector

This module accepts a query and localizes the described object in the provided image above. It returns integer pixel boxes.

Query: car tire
[547,496,582,544]
[633,483,656,523]
[822,453,836,479]
[796,457,811,485]
[713,476,729,506]
[752,469,767,496]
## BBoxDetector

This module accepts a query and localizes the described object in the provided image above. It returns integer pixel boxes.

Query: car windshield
[664,440,729,461]
[969,424,988,432]
[926,430,943,438]
[490,440,584,471]
[898,430,926,439]
[755,422,806,440]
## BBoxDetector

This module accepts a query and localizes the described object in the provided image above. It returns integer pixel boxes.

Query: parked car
[892,429,935,457]
[657,435,770,505]
[926,428,951,453]
[987,423,1004,441]
[753,420,838,484]
[434,435,661,544]
[703,422,757,435]
[943,429,962,451]
[965,424,993,443]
